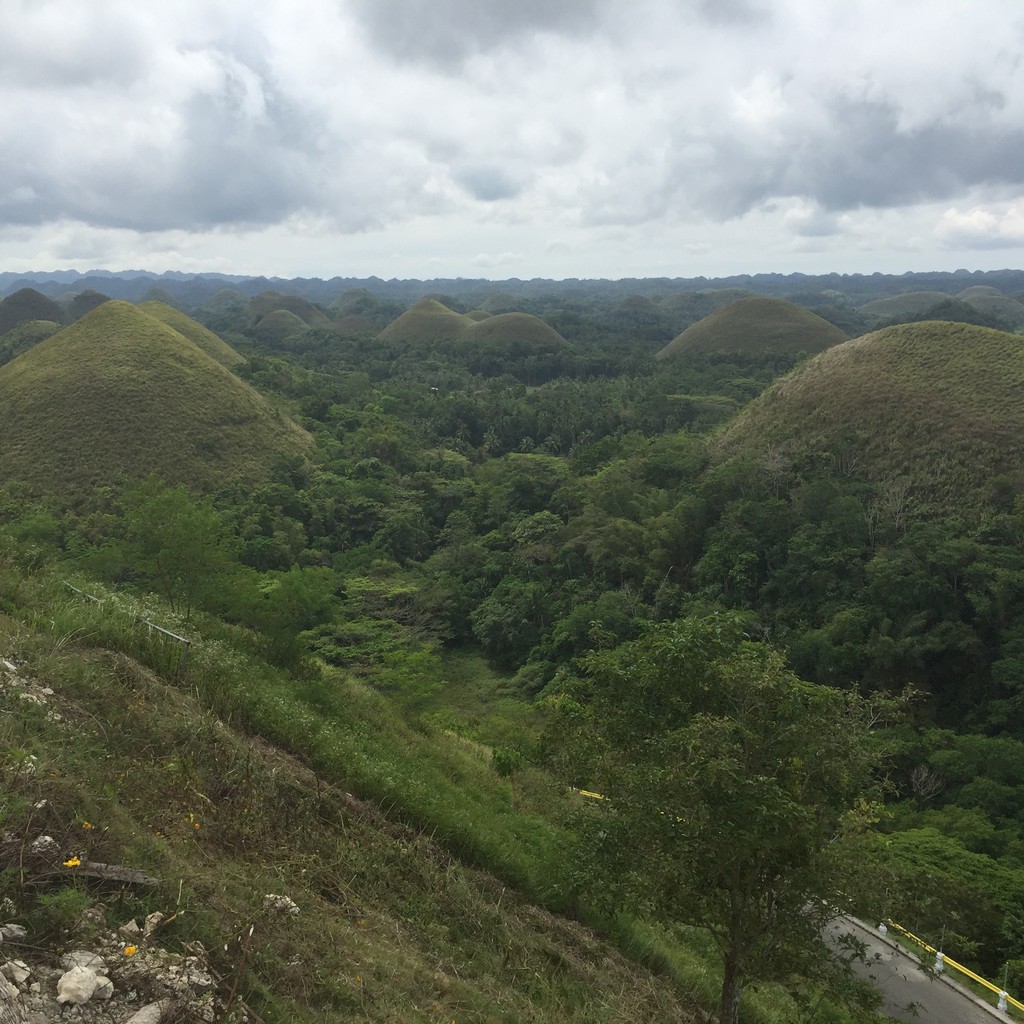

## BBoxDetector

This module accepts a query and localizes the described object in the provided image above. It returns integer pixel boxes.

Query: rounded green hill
[137,300,245,368]
[858,291,950,319]
[0,288,65,335]
[377,298,474,345]
[458,312,568,353]
[657,296,846,358]
[717,320,1024,511]
[0,301,311,500]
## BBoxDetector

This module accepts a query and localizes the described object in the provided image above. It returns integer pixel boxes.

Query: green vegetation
[657,297,847,358]
[546,613,896,1024]
[4,269,1024,1020]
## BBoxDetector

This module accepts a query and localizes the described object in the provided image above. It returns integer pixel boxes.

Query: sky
[3,0,1024,281]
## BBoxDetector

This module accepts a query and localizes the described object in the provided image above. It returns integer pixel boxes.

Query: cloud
[348,0,610,68]
[937,204,1024,250]
[4,0,1024,277]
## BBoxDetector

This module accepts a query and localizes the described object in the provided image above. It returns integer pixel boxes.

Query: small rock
[29,835,58,856]
[56,965,101,1005]
[0,976,18,1000]
[93,975,114,1000]
[263,893,300,915]
[124,1001,173,1024]
[0,960,29,985]
[120,919,143,938]
[143,912,165,937]
[61,950,105,972]
[0,924,27,942]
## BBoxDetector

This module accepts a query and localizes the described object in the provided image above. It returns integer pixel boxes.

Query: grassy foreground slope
[657,297,847,358]
[717,320,1024,512]
[0,556,704,1024]
[0,301,311,498]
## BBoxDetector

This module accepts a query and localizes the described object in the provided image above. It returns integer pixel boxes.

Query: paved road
[827,918,1002,1023]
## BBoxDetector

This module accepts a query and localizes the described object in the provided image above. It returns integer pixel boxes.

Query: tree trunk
[718,947,742,1024]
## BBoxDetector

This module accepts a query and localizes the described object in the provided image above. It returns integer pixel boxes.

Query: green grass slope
[858,291,950,319]
[957,288,1024,329]
[250,291,334,329]
[250,308,310,346]
[459,311,569,353]
[0,287,65,335]
[378,298,475,345]
[138,300,245,367]
[0,301,311,499]
[0,564,701,1024]
[657,297,847,358]
[66,288,111,321]
[717,320,1024,511]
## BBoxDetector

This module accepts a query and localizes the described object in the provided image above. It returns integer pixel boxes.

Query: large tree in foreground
[546,614,896,1024]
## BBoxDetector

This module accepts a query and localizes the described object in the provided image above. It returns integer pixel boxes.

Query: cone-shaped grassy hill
[378,298,475,345]
[858,290,950,320]
[0,301,311,499]
[137,300,245,368]
[459,311,569,353]
[0,287,65,335]
[66,289,111,321]
[956,287,1024,329]
[657,297,847,358]
[717,320,1024,511]
[378,300,569,353]
[250,291,333,329]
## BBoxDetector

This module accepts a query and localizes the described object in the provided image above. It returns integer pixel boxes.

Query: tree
[120,477,235,622]
[545,613,897,1024]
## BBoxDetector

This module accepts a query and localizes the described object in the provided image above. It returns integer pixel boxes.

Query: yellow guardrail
[885,920,1022,1013]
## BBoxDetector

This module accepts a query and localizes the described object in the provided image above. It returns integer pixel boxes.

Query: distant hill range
[0,301,310,500]
[657,297,847,357]
[717,320,1024,513]
[5,268,1024,315]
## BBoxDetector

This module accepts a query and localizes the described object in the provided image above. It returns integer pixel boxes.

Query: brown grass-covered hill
[459,311,569,354]
[716,320,1024,512]
[0,287,65,335]
[137,300,245,368]
[657,296,847,358]
[378,298,475,345]
[0,301,311,499]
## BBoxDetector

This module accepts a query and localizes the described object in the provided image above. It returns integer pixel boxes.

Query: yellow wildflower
[123,945,138,957]
[63,856,81,868]
[193,822,201,831]
[82,821,94,830]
